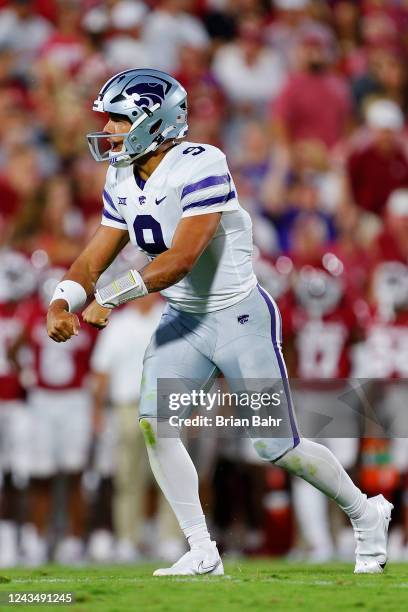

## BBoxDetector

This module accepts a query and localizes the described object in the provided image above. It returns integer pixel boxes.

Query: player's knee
[252,437,295,463]
[139,417,157,447]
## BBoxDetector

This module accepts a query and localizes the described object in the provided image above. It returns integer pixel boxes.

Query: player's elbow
[176,252,198,276]
[172,249,199,276]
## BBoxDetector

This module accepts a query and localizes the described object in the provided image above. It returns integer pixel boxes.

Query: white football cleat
[153,541,224,576]
[353,494,393,574]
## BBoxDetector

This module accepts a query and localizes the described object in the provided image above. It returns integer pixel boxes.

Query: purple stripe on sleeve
[182,190,236,212]
[181,174,230,200]
[103,189,119,213]
[102,209,127,225]
[257,284,300,448]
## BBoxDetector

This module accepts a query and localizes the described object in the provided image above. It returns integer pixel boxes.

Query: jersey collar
[131,143,182,191]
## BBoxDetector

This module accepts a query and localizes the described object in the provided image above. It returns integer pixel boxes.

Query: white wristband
[95,269,148,308]
[50,280,87,312]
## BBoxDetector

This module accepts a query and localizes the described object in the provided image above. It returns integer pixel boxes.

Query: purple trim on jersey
[182,190,236,212]
[257,284,300,448]
[102,208,126,225]
[181,174,230,200]
[103,189,119,213]
[134,172,146,191]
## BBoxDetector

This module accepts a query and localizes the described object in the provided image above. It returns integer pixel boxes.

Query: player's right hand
[47,301,80,343]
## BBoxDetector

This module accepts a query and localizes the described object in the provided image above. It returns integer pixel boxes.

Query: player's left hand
[82,300,112,329]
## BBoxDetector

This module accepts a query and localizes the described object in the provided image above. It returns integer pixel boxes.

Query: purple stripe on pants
[257,284,300,448]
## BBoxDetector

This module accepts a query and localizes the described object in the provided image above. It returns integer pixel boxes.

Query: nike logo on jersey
[155,196,167,206]
[197,559,221,574]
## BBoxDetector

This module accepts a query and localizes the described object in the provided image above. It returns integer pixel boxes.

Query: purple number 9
[183,146,205,156]
[133,215,167,255]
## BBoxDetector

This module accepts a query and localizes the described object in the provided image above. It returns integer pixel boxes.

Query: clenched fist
[47,300,80,343]
[82,299,112,329]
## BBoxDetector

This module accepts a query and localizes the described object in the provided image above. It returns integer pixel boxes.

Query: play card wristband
[94,269,148,308]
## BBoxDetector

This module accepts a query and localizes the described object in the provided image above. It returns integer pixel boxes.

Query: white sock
[276,439,377,526]
[140,418,211,549]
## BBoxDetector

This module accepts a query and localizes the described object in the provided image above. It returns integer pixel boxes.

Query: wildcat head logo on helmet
[124,82,166,109]
[87,69,188,168]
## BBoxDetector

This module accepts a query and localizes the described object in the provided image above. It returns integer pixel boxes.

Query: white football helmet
[87,69,188,167]
[0,250,36,304]
[373,261,408,321]
[294,267,343,317]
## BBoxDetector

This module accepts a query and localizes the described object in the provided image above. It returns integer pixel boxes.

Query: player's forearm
[52,226,130,311]
[140,248,196,292]
[94,215,221,309]
[93,248,196,309]
[52,248,122,313]
[140,214,221,292]
[62,257,99,297]
[49,258,98,315]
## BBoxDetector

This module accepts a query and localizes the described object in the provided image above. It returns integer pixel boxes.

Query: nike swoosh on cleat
[197,559,221,574]
[155,196,167,205]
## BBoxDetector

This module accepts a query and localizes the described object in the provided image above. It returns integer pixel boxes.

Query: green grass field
[0,561,407,612]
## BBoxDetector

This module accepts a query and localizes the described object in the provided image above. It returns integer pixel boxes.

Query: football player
[0,250,34,567]
[14,267,98,565]
[287,266,360,561]
[353,261,408,557]
[47,69,392,575]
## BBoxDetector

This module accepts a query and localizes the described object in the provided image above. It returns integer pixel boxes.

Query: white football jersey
[101,141,257,313]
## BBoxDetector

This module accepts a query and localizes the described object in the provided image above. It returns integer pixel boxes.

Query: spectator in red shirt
[333,0,366,79]
[271,28,353,150]
[265,0,318,70]
[39,0,86,75]
[175,45,225,146]
[0,147,42,245]
[347,99,408,216]
[352,45,408,117]
[374,188,408,264]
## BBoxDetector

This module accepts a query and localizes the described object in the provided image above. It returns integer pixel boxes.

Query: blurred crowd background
[1,0,408,567]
